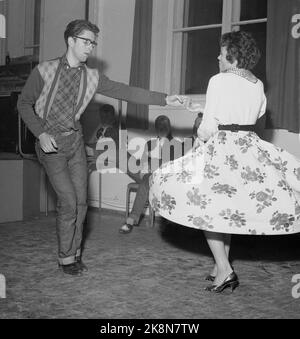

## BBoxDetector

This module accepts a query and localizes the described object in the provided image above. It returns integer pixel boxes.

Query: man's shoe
[119,223,134,234]
[75,258,88,272]
[59,263,83,276]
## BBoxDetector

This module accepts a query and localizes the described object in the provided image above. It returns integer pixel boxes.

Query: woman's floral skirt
[149,131,300,235]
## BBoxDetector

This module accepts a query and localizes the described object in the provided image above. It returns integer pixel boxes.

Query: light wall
[87,0,136,210]
[92,0,135,113]
[264,130,300,158]
[40,0,86,61]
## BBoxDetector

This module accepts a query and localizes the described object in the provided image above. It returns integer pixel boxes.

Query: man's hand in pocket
[38,133,58,153]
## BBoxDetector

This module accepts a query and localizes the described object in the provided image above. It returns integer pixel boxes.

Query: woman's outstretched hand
[185,100,203,113]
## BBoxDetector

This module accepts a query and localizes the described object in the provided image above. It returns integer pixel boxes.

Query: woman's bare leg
[204,231,233,286]
[209,234,231,277]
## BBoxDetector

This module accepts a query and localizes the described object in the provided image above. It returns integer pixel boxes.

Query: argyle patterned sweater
[18,56,167,138]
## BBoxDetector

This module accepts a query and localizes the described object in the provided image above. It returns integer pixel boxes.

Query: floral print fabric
[149,131,300,235]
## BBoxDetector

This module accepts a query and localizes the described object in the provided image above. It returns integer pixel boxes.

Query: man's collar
[61,55,84,71]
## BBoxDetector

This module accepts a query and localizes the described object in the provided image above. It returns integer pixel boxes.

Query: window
[171,0,268,95]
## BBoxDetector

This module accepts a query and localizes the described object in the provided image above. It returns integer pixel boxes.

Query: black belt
[218,124,256,132]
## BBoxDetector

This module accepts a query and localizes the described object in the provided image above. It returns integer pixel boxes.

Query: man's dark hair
[64,19,100,47]
[220,30,261,70]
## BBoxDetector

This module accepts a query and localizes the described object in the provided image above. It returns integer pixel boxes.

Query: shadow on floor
[158,219,300,263]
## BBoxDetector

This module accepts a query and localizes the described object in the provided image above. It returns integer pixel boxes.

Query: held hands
[39,132,58,153]
[166,95,203,113]
[166,95,190,107]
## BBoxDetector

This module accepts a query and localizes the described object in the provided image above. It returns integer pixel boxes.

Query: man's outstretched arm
[97,73,186,107]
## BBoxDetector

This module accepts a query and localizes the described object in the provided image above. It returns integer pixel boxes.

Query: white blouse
[198,72,267,141]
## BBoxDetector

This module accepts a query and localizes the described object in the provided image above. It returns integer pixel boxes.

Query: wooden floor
[0,210,300,319]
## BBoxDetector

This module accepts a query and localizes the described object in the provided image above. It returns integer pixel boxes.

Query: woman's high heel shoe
[119,223,134,234]
[205,272,239,294]
[205,265,234,282]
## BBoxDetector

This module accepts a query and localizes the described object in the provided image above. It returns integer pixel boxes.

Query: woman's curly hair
[220,31,261,70]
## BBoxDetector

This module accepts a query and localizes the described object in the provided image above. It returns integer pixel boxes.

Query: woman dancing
[149,31,300,294]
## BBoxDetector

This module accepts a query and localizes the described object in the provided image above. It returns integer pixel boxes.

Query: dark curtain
[266,0,300,132]
[126,0,153,129]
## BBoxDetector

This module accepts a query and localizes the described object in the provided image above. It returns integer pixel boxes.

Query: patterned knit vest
[35,58,99,121]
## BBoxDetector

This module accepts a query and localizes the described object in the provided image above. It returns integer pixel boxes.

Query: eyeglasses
[73,36,98,48]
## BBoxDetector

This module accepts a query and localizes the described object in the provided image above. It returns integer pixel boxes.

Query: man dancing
[18,20,186,276]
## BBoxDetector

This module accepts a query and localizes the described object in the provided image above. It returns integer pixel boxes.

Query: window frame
[167,0,267,106]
